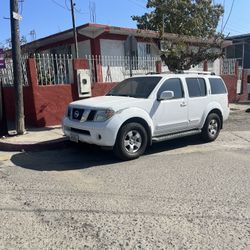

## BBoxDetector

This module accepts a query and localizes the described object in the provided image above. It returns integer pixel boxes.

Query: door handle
[180,102,187,107]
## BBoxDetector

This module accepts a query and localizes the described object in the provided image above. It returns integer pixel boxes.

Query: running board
[152,129,202,143]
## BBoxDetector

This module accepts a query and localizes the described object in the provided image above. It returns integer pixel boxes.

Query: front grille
[69,108,96,122]
[72,108,84,120]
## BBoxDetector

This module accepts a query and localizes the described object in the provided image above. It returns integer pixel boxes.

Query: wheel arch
[207,109,223,129]
[118,117,152,146]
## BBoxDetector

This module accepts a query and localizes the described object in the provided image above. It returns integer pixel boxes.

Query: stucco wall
[72,40,91,58]
[100,39,125,56]
[100,39,125,82]
[137,42,160,57]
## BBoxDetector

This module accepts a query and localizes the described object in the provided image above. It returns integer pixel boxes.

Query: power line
[52,0,87,15]
[222,0,235,33]
[19,0,24,15]
[89,1,96,23]
[51,0,67,10]
[128,0,147,10]
[65,0,71,11]
[220,0,226,32]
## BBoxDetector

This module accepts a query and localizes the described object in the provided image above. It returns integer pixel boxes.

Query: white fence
[0,57,28,87]
[34,54,73,85]
[220,58,237,75]
[0,54,238,87]
[85,55,161,83]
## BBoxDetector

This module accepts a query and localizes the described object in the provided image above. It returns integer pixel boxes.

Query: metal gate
[0,57,28,87]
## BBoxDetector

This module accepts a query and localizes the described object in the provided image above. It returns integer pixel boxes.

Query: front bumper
[62,117,117,147]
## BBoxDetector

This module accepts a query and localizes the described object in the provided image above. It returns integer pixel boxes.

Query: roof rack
[145,72,160,75]
[145,71,216,76]
[176,70,216,75]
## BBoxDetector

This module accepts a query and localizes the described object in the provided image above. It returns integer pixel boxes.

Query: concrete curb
[0,137,71,152]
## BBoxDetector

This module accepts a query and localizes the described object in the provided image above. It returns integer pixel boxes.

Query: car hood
[70,96,150,111]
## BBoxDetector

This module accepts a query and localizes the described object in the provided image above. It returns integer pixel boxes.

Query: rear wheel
[114,122,148,160]
[201,113,221,142]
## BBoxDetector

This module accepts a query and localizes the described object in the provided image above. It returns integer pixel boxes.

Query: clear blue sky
[0,0,248,47]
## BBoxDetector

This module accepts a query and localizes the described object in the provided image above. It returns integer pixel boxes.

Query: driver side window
[157,78,184,99]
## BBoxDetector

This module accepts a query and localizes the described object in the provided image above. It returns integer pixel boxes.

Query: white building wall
[100,39,125,82]
[210,58,221,75]
[137,43,146,57]
[137,42,160,57]
[71,40,91,58]
[100,39,125,56]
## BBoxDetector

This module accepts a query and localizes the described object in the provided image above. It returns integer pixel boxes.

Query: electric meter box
[77,69,92,98]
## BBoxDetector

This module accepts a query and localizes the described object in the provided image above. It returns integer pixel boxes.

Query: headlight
[94,109,115,122]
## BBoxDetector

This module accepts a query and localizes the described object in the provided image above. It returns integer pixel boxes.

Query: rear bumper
[223,107,230,121]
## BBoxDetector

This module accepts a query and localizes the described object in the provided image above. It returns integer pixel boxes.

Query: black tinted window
[186,78,207,97]
[209,78,227,94]
[158,78,184,99]
[107,76,162,98]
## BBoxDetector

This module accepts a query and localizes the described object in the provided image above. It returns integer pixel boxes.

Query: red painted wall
[2,86,37,126]
[92,82,117,97]
[222,69,248,103]
[32,84,77,127]
[2,59,116,127]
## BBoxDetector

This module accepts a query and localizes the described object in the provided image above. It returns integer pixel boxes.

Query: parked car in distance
[62,72,230,160]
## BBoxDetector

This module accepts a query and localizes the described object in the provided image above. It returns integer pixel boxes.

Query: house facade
[225,34,250,100]
[2,23,247,129]
[23,23,161,82]
[24,23,163,58]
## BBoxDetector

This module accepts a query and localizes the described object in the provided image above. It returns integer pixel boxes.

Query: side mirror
[158,90,174,101]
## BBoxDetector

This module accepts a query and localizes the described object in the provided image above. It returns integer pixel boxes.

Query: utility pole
[10,0,25,134]
[0,79,8,136]
[70,0,79,58]
[129,35,133,77]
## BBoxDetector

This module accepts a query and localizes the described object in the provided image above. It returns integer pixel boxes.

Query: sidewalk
[0,126,70,152]
[229,103,250,112]
[0,104,249,152]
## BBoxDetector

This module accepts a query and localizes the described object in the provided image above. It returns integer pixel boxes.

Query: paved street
[0,109,250,249]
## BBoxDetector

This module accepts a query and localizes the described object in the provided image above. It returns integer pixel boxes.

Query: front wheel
[201,113,221,142]
[114,122,148,160]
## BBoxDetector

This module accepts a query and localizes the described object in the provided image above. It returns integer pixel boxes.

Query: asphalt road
[0,110,250,249]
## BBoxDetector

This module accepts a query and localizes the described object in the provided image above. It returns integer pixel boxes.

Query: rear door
[185,77,208,129]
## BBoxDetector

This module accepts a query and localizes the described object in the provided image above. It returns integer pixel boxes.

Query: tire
[201,113,221,142]
[114,122,148,160]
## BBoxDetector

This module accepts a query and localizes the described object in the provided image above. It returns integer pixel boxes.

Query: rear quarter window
[209,78,227,94]
[186,78,207,97]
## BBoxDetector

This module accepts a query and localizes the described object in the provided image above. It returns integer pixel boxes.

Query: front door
[152,78,188,136]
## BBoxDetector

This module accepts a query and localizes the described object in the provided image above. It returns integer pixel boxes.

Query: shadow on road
[11,135,203,171]
[148,135,203,155]
[11,143,118,171]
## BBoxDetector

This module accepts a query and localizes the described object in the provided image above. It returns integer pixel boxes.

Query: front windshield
[106,76,162,98]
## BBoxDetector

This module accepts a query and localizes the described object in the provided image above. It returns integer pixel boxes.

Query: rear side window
[186,78,207,97]
[209,78,227,94]
[158,78,184,99]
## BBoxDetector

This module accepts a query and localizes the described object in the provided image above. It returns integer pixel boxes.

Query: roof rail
[145,72,160,75]
[177,70,216,75]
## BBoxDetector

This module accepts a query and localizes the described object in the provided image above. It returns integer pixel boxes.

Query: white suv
[62,72,229,160]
